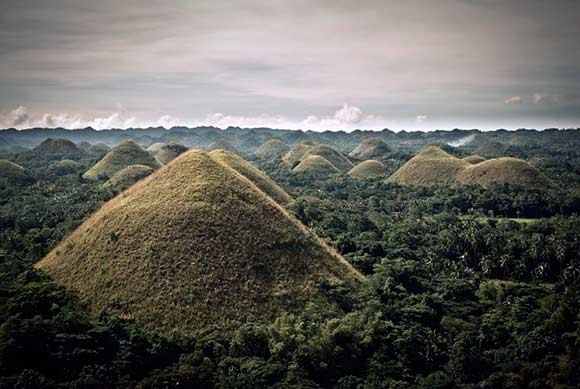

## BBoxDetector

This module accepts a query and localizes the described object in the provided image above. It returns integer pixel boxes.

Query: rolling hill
[282,141,317,168]
[82,140,161,180]
[208,139,239,154]
[348,160,387,178]
[462,155,486,164]
[255,139,290,159]
[36,150,362,333]
[387,146,470,186]
[102,164,154,192]
[458,157,556,189]
[29,138,87,161]
[0,159,34,185]
[293,155,341,178]
[301,145,354,173]
[155,143,189,164]
[350,138,391,160]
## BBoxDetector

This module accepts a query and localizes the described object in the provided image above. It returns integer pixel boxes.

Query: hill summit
[30,138,87,161]
[350,138,391,160]
[348,160,387,178]
[255,139,290,158]
[83,140,161,180]
[36,150,361,332]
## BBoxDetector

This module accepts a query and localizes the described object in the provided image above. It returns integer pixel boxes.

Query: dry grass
[146,142,165,153]
[209,149,292,205]
[387,146,470,186]
[83,140,161,181]
[282,142,316,168]
[293,155,341,177]
[36,150,362,333]
[156,143,189,164]
[458,157,556,189]
[350,138,391,159]
[0,159,32,184]
[462,155,486,164]
[103,164,154,192]
[255,139,290,158]
[348,160,387,178]
[302,145,354,173]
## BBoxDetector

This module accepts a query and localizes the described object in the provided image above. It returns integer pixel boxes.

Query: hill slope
[348,160,387,178]
[293,155,341,178]
[282,142,316,168]
[102,164,154,192]
[387,146,470,186]
[302,145,353,173]
[255,139,290,158]
[350,138,391,160]
[29,138,87,161]
[458,157,556,189]
[36,150,361,332]
[156,143,189,164]
[462,155,486,164]
[0,159,33,185]
[209,149,292,205]
[83,140,161,180]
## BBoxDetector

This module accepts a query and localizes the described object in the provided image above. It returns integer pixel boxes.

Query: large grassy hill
[293,155,341,178]
[458,157,556,189]
[83,140,161,180]
[255,139,290,158]
[155,143,189,164]
[27,138,87,161]
[36,150,361,333]
[387,146,470,186]
[282,141,317,168]
[348,159,387,178]
[350,138,391,160]
[102,164,154,192]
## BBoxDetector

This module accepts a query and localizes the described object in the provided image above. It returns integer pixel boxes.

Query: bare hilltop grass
[387,146,470,186]
[103,164,154,192]
[293,155,341,178]
[83,140,161,181]
[302,145,353,173]
[348,160,387,178]
[458,157,556,189]
[36,150,362,333]
[156,143,189,164]
[255,139,290,158]
[350,138,391,160]
[282,141,317,168]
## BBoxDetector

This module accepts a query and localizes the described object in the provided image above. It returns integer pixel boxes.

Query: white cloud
[333,103,363,124]
[532,93,560,104]
[504,96,522,104]
[0,106,31,128]
[415,115,428,123]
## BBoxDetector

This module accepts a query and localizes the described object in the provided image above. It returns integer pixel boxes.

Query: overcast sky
[1,0,579,131]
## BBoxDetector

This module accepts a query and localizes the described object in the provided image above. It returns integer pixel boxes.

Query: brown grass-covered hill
[302,145,353,173]
[293,155,341,178]
[156,143,189,164]
[36,150,362,333]
[348,160,387,178]
[462,155,486,165]
[30,138,87,161]
[83,140,161,181]
[458,157,556,189]
[350,138,391,160]
[387,146,470,187]
[255,139,290,159]
[0,159,34,186]
[208,139,239,154]
[102,164,154,192]
[146,142,165,154]
[282,141,317,168]
[209,149,292,205]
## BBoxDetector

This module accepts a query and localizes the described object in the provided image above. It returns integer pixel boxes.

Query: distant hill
[475,141,523,157]
[350,138,391,160]
[458,157,556,189]
[282,142,316,168]
[209,149,292,205]
[156,143,188,164]
[27,138,87,161]
[87,143,110,159]
[255,139,290,158]
[83,140,161,180]
[36,150,362,332]
[0,159,34,186]
[302,145,354,173]
[102,164,154,192]
[146,142,165,154]
[208,139,239,154]
[293,155,341,178]
[48,159,82,175]
[387,146,470,186]
[348,160,387,178]
[462,155,486,164]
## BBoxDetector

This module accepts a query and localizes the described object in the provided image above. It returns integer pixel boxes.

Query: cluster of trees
[0,146,579,387]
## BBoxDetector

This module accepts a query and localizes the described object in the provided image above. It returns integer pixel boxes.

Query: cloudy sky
[1,0,579,131]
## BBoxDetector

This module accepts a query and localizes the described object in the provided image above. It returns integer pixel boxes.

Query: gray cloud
[1,0,580,130]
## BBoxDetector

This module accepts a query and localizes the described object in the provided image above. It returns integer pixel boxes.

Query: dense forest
[1,127,579,388]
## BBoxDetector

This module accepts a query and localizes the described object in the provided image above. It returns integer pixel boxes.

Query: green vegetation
[83,140,161,181]
[37,150,361,333]
[0,159,33,186]
[254,139,290,159]
[282,141,316,168]
[23,138,87,162]
[1,127,580,387]
[388,146,470,186]
[102,164,154,192]
[458,157,556,189]
[208,139,239,154]
[155,143,189,164]
[462,155,486,164]
[48,159,82,175]
[87,142,110,159]
[348,159,387,178]
[302,145,354,173]
[293,155,341,178]
[350,137,392,160]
